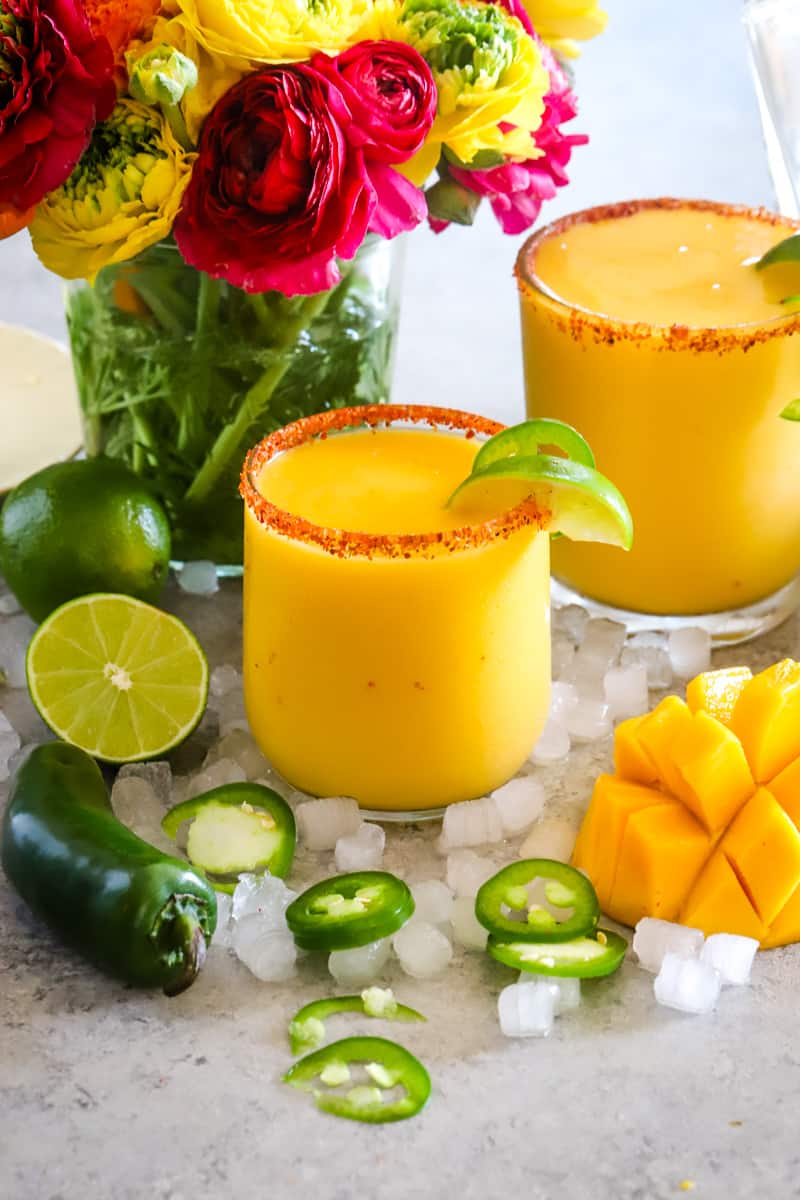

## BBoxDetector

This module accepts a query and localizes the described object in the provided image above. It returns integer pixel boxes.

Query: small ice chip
[551,634,575,680]
[497,981,555,1037]
[206,729,269,781]
[566,699,612,742]
[411,880,453,926]
[521,972,581,1014]
[450,895,488,950]
[117,760,172,808]
[233,918,297,982]
[215,690,248,735]
[296,795,362,851]
[439,795,504,849]
[0,589,21,616]
[231,872,296,924]
[531,719,570,764]
[335,822,385,872]
[110,775,174,852]
[572,618,626,679]
[0,614,36,688]
[654,953,721,1014]
[621,635,673,690]
[553,604,589,645]
[550,682,579,720]
[184,757,246,800]
[0,710,21,782]
[633,918,705,974]
[213,892,234,949]
[603,663,649,720]
[519,818,576,863]
[668,627,712,680]
[491,776,545,835]
[445,850,496,897]
[177,560,219,596]
[209,664,242,698]
[393,921,452,979]
[328,938,391,987]
[700,933,758,986]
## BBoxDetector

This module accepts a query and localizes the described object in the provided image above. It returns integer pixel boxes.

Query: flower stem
[162,102,193,152]
[183,289,332,507]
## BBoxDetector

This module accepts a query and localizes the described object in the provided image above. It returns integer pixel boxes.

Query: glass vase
[743,0,800,218]
[65,236,404,572]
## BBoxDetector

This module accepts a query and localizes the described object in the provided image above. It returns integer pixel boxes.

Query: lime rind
[473,418,595,473]
[448,454,633,550]
[26,592,209,763]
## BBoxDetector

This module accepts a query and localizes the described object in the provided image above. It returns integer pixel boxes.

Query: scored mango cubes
[572,661,800,948]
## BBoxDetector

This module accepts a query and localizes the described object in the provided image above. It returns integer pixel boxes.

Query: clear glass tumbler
[744,0,800,218]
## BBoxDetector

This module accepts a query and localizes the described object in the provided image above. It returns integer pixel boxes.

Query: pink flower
[312,42,436,239]
[430,24,588,235]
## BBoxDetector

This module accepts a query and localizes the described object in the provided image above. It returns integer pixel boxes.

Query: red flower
[0,0,116,211]
[312,41,436,239]
[175,64,377,297]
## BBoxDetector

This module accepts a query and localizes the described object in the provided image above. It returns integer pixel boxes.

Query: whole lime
[0,458,172,622]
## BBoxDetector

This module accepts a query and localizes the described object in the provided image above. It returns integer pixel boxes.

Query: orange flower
[0,204,35,240]
[83,0,162,60]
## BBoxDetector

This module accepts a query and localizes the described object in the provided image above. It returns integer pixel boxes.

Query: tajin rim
[240,404,547,560]
[515,197,800,351]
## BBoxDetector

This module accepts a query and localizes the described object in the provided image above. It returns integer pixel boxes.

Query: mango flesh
[573,660,800,948]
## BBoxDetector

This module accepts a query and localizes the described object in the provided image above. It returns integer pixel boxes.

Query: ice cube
[210,664,242,698]
[491,776,545,835]
[531,719,571,764]
[206,729,269,781]
[110,775,175,852]
[214,892,234,949]
[574,618,626,673]
[445,850,496,897]
[184,757,247,801]
[519,817,577,863]
[231,872,297,924]
[603,663,649,721]
[233,917,297,981]
[700,933,758,986]
[0,710,21,782]
[633,918,705,974]
[177,560,219,596]
[0,614,36,689]
[411,880,454,926]
[621,634,673,689]
[449,895,488,950]
[497,981,555,1037]
[669,627,712,680]
[551,634,575,681]
[117,761,172,808]
[439,796,504,850]
[566,698,612,742]
[296,796,362,851]
[328,938,391,987]
[550,682,579,720]
[215,690,248,736]
[393,921,453,978]
[654,953,721,1014]
[0,589,22,616]
[521,972,581,1014]
[553,604,589,645]
[335,822,385,872]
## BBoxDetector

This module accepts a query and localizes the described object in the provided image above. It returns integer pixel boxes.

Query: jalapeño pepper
[475,859,599,943]
[488,929,628,978]
[286,871,414,951]
[289,988,425,1055]
[284,1036,431,1123]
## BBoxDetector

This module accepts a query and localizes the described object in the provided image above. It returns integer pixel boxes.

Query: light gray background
[4,4,797,1200]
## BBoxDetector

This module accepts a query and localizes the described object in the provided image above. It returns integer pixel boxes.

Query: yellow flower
[164,0,372,67]
[30,100,195,282]
[388,0,550,185]
[129,15,244,143]
[520,0,607,57]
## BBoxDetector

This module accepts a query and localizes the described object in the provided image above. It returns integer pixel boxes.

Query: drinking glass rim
[515,197,800,349]
[240,404,547,559]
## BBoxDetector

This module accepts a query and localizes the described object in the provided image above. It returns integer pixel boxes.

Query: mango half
[572,662,800,948]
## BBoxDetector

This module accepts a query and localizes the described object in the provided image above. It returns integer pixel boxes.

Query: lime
[448,453,633,550]
[0,458,171,622]
[472,418,595,473]
[27,594,208,763]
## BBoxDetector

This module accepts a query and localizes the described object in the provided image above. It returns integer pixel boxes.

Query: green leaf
[779,400,800,421]
[756,233,800,270]
[781,294,800,306]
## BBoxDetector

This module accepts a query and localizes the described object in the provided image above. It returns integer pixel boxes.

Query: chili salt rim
[515,197,800,352]
[240,404,548,560]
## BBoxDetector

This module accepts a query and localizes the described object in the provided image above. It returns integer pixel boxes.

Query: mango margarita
[517,199,800,624]
[241,406,551,812]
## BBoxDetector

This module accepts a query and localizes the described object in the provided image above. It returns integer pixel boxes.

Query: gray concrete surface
[3,3,798,1199]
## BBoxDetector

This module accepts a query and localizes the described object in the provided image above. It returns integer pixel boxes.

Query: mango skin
[573,662,800,948]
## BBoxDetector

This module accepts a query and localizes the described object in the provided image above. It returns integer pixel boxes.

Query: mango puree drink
[241,407,551,812]
[517,199,800,618]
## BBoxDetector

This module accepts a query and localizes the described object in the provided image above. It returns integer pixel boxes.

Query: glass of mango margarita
[517,198,800,642]
[240,405,553,814]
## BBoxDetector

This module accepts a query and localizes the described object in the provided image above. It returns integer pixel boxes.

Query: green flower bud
[399,0,519,105]
[127,43,198,108]
[425,172,482,226]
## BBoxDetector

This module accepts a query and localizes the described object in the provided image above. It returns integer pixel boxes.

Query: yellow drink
[517,199,800,626]
[241,406,551,812]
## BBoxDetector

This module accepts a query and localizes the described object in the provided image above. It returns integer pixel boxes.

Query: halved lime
[26,594,208,762]
[448,453,633,550]
[472,418,595,473]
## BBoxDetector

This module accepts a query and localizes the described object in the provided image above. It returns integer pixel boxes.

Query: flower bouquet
[0,0,604,567]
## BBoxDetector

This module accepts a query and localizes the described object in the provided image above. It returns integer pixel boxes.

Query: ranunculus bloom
[82,0,161,62]
[312,41,436,238]
[0,0,116,211]
[174,65,375,297]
